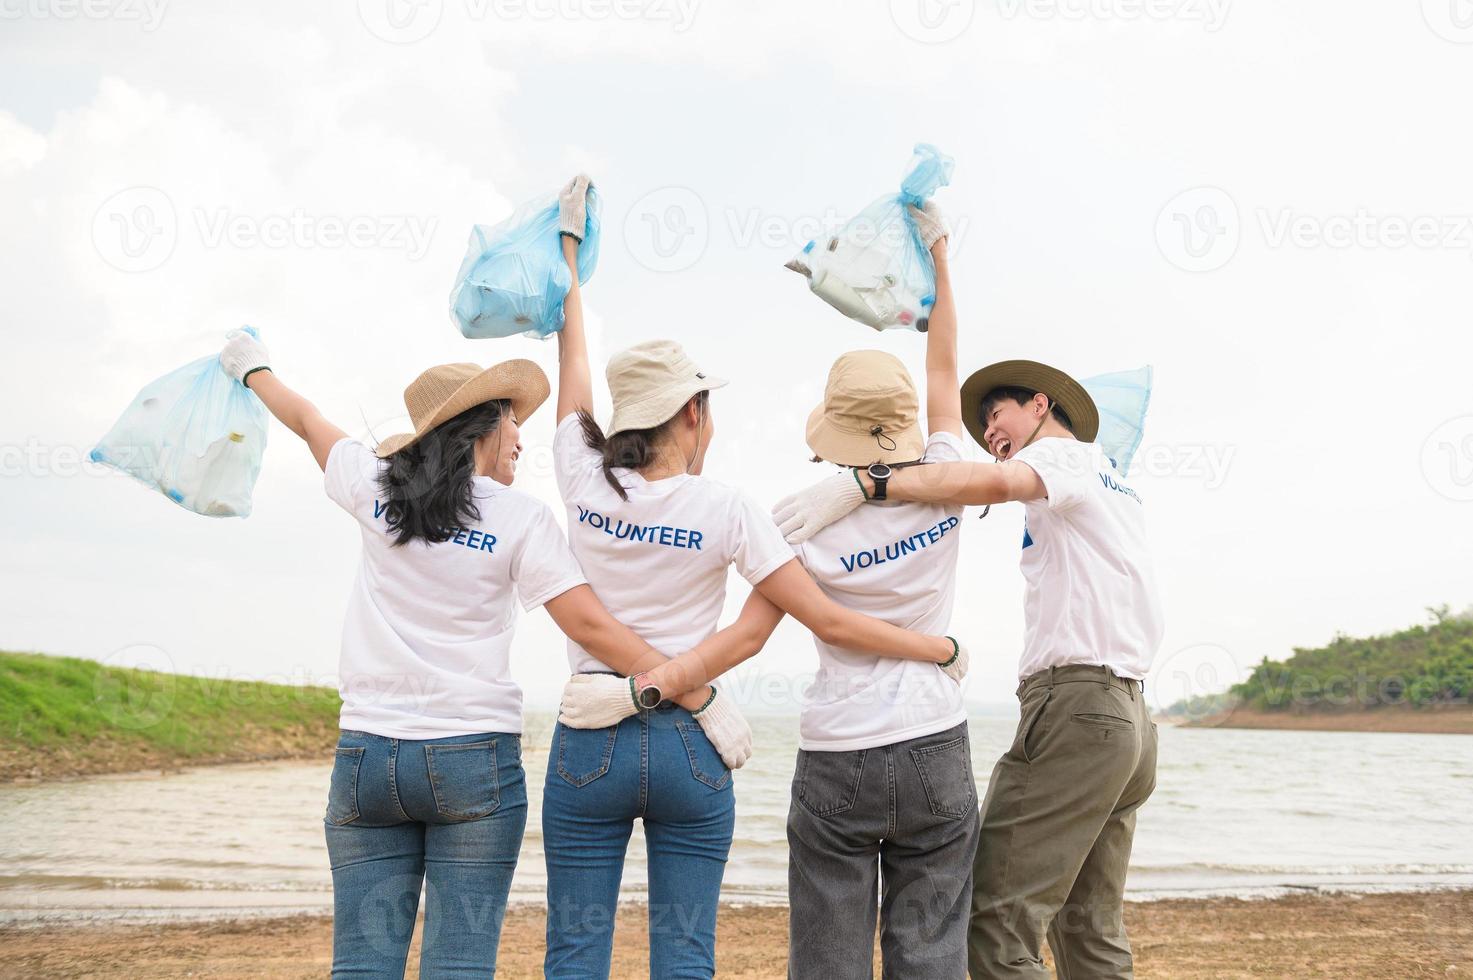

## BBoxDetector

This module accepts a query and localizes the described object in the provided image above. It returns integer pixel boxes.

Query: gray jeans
[788,721,980,979]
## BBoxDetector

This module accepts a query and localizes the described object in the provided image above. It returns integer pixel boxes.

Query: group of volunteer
[201,166,1163,980]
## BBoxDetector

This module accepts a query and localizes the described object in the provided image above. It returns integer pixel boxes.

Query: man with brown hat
[774,359,1164,980]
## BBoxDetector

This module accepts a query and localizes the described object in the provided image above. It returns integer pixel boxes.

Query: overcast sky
[3,0,1471,712]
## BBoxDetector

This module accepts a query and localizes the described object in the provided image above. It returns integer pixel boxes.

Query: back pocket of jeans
[556,724,619,788]
[326,746,364,826]
[675,722,731,791]
[425,740,501,820]
[795,749,866,818]
[910,735,977,819]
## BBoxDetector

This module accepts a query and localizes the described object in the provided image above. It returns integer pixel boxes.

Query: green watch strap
[691,687,718,716]
[939,636,960,668]
[241,365,273,386]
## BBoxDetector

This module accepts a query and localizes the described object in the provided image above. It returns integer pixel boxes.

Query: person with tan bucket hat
[772,354,1165,980]
[541,177,969,980]
[217,320,751,977]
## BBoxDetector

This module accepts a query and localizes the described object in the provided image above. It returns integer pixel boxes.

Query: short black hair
[979,386,1074,434]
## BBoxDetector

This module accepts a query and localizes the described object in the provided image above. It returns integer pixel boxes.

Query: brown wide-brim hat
[960,359,1099,456]
[375,358,550,458]
[805,349,926,466]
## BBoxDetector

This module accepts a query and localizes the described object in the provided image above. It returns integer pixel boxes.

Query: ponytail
[577,390,708,502]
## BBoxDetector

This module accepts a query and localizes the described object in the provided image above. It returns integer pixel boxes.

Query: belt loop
[1047,665,1056,690]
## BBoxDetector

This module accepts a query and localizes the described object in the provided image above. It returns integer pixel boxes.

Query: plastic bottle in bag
[449,186,602,340]
[787,143,954,332]
[90,327,269,517]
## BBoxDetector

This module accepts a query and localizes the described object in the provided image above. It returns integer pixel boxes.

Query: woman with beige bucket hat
[216,322,759,976]
[542,177,969,979]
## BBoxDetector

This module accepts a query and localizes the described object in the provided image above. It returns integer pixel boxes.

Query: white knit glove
[692,691,752,770]
[907,201,948,252]
[940,638,969,685]
[558,673,639,730]
[772,471,867,545]
[219,328,270,385]
[558,174,593,241]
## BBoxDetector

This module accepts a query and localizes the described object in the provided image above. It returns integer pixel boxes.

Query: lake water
[2,712,1470,925]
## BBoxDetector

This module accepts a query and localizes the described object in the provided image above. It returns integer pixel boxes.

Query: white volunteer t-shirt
[325,439,587,738]
[553,415,794,672]
[792,431,968,752]
[1012,437,1164,682]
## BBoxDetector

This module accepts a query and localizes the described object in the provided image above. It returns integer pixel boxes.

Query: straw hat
[606,340,727,436]
[960,359,1099,455]
[806,350,925,466]
[375,358,550,458]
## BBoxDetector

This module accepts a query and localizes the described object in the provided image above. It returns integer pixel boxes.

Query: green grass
[0,650,341,772]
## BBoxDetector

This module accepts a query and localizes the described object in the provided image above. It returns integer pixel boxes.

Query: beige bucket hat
[606,340,727,436]
[375,358,550,458]
[960,359,1099,456]
[806,350,925,466]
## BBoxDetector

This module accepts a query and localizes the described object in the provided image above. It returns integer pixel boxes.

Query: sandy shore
[3,890,1469,979]
[1186,705,1473,735]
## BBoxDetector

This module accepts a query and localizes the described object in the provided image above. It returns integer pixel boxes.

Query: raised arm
[754,559,954,663]
[221,332,346,472]
[555,176,595,423]
[542,584,713,711]
[912,203,962,438]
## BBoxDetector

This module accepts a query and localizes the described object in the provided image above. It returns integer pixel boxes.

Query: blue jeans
[542,707,736,979]
[324,730,528,979]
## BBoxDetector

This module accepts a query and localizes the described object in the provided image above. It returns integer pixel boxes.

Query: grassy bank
[0,651,340,781]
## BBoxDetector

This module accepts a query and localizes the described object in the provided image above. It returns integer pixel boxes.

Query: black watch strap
[868,464,890,501]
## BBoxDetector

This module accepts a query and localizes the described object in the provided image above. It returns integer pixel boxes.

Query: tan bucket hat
[806,350,925,466]
[960,359,1099,455]
[375,358,550,458]
[606,340,727,436]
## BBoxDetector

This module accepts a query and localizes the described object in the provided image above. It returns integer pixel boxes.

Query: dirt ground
[2,889,1469,979]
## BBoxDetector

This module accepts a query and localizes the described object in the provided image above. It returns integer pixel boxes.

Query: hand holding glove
[558,174,593,242]
[692,690,753,770]
[557,673,638,730]
[772,471,867,545]
[220,328,271,386]
[940,637,969,685]
[907,200,949,253]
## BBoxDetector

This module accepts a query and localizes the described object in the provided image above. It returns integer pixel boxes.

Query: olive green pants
[968,665,1158,980]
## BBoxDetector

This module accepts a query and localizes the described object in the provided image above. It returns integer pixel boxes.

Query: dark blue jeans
[324,730,528,979]
[542,707,736,979]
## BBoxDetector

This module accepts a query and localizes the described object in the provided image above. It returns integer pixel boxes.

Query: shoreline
[4,890,1468,978]
[1182,705,1473,735]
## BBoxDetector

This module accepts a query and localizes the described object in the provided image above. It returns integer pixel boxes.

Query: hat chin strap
[978,400,1054,521]
[684,401,706,476]
[1017,400,1054,455]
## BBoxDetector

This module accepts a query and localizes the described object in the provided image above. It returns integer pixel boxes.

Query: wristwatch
[866,463,893,501]
[631,672,664,710]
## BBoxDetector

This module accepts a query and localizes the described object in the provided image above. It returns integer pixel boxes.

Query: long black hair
[576,390,709,502]
[374,399,511,547]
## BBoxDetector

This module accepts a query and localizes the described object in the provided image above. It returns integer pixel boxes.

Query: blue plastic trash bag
[90,327,269,518]
[1081,365,1153,476]
[787,143,954,332]
[450,186,602,340]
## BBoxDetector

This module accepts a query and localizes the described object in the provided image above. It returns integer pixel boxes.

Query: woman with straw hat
[217,329,742,977]
[542,177,969,980]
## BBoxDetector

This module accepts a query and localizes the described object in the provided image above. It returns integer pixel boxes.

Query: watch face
[637,685,663,709]
[868,463,893,479]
